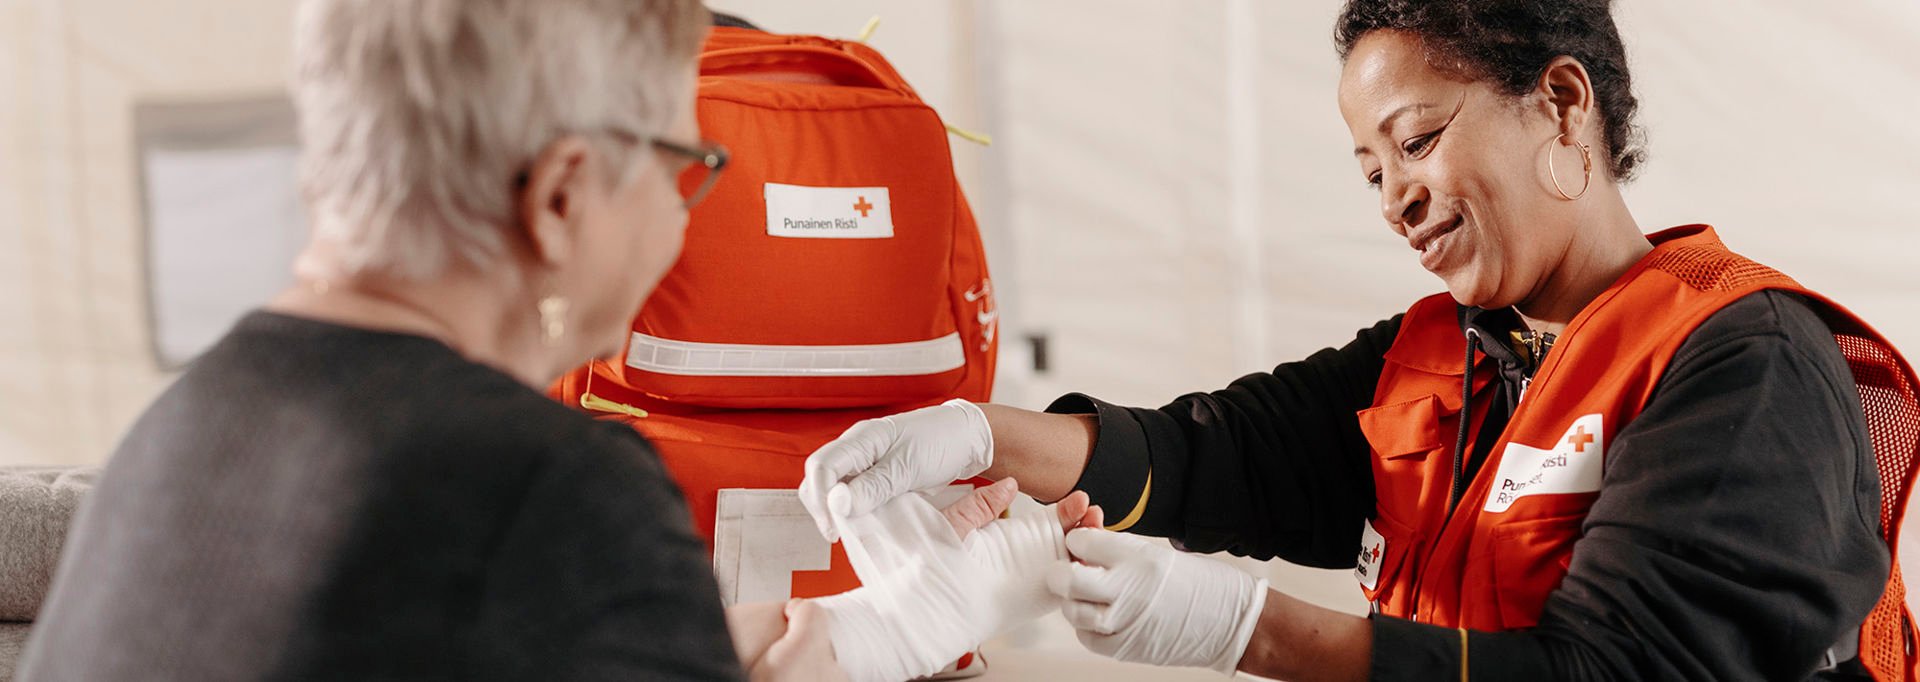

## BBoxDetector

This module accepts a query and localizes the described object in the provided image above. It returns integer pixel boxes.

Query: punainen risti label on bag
[764,182,895,239]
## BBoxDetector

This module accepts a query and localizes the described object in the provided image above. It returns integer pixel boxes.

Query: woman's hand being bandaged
[812,478,1097,682]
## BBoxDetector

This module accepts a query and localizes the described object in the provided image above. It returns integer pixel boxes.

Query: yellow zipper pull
[580,391,649,419]
[856,15,881,43]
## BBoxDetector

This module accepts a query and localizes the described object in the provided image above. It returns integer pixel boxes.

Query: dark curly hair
[1335,0,1646,181]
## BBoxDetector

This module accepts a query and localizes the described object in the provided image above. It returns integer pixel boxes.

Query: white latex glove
[811,491,1064,682]
[1047,528,1268,676]
[799,399,994,543]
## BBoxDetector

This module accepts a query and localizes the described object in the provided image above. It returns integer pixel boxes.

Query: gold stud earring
[538,295,569,346]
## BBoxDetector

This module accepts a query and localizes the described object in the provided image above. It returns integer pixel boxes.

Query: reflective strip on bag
[627,332,966,377]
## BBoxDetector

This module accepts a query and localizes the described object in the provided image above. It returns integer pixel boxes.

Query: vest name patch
[1483,413,1605,512]
[1355,518,1386,590]
[764,182,894,239]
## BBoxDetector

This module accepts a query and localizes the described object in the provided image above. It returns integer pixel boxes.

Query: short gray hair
[292,0,707,279]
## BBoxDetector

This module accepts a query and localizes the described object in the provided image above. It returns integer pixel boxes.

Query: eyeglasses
[649,137,729,209]
[514,131,730,210]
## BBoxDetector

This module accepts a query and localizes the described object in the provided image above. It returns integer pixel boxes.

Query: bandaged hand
[1047,528,1269,675]
[811,479,1090,682]
[799,400,994,543]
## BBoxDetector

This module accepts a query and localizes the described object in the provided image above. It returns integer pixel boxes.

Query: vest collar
[1384,224,1725,377]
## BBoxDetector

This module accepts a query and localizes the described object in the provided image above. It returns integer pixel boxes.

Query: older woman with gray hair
[16,1,876,679]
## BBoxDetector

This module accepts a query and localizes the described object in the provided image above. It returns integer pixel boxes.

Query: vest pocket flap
[1489,513,1585,629]
[1357,393,1452,460]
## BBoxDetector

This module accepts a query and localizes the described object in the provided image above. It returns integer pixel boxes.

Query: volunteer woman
[799,0,1914,679]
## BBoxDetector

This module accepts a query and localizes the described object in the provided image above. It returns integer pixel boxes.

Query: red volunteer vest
[1356,225,1918,680]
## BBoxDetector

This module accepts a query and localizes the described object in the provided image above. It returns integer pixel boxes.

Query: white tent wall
[2,0,1917,659]
[0,0,303,468]
[988,0,1920,405]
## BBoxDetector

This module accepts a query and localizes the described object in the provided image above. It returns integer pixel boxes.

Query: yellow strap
[846,16,992,149]
[1459,628,1469,681]
[944,124,994,147]
[1104,470,1152,532]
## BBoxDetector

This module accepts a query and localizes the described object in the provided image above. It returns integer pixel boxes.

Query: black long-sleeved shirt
[1050,291,1889,680]
[20,312,743,681]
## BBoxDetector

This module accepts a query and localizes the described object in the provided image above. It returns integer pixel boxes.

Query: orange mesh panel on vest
[1833,332,1920,544]
[1864,564,1913,681]
[1647,245,1796,291]
[1833,328,1920,681]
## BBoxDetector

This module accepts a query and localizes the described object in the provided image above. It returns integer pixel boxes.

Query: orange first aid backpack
[549,24,998,657]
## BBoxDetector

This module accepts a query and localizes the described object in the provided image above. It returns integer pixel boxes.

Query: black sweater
[20,312,743,681]
[1051,291,1889,680]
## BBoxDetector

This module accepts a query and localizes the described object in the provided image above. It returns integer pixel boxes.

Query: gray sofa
[0,627,27,681]
[0,467,97,681]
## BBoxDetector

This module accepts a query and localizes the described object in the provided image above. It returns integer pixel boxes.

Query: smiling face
[1338,30,1581,309]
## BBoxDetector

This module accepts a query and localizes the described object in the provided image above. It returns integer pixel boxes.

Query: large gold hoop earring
[1548,135,1593,201]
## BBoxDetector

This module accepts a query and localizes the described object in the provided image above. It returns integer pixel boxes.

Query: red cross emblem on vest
[1566,425,1595,453]
[853,196,874,218]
